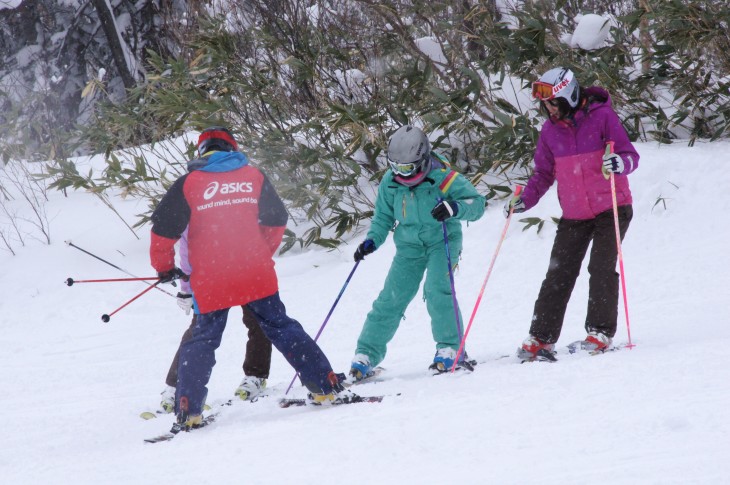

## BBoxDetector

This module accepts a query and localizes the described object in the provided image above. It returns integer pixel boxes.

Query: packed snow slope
[1,140,728,484]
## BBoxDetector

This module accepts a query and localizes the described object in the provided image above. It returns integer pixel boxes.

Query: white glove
[176,292,193,315]
[602,152,625,176]
[503,197,526,218]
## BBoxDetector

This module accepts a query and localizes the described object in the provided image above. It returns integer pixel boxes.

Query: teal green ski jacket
[367,156,486,252]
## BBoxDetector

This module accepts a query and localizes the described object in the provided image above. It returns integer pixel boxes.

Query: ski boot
[234,376,267,401]
[159,385,176,414]
[517,336,556,362]
[568,331,612,354]
[172,396,204,433]
[307,372,361,406]
[428,348,457,373]
[349,353,373,382]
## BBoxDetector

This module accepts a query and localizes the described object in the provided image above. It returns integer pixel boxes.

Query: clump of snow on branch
[415,37,447,65]
[568,14,615,50]
[334,68,369,103]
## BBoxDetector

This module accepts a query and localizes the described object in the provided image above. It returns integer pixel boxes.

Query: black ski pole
[65,240,176,297]
[65,240,127,273]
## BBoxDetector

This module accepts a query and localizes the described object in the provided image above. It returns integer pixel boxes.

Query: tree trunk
[639,0,652,75]
[90,0,136,91]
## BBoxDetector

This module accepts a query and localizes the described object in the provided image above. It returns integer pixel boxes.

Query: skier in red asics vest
[150,127,351,428]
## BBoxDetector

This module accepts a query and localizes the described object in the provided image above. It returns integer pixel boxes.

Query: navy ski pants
[175,292,335,415]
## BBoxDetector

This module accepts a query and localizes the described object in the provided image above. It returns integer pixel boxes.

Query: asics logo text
[203,181,254,200]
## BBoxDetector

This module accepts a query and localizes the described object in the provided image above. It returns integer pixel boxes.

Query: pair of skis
[281,367,390,408]
[144,413,220,443]
[278,394,386,408]
[139,390,277,421]
[144,387,389,444]
[519,340,624,363]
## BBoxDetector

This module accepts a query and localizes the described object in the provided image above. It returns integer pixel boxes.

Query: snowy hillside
[1,140,728,484]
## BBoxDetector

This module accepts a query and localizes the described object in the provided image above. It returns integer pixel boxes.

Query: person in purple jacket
[504,67,639,360]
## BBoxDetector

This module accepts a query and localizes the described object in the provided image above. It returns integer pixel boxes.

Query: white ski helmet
[387,125,431,177]
[532,67,580,108]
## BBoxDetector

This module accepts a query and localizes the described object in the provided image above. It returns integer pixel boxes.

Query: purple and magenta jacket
[520,86,639,220]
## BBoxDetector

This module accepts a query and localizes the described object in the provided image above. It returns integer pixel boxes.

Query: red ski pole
[65,276,159,286]
[606,142,635,349]
[65,240,176,298]
[451,185,523,372]
[101,280,162,322]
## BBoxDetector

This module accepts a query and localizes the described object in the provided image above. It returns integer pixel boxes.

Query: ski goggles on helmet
[532,81,556,101]
[387,154,427,177]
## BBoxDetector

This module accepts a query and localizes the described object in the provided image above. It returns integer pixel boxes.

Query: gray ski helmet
[533,67,580,108]
[387,125,431,177]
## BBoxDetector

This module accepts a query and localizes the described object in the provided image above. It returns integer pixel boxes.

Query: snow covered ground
[1,140,728,484]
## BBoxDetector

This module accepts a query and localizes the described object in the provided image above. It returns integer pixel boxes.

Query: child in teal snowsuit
[350,125,485,378]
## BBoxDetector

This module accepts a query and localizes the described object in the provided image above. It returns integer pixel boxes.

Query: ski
[139,401,218,420]
[470,354,513,365]
[566,340,625,355]
[342,366,386,387]
[516,341,627,363]
[140,393,270,420]
[429,358,477,375]
[143,413,219,444]
[140,411,163,420]
[278,395,385,408]
[518,348,558,363]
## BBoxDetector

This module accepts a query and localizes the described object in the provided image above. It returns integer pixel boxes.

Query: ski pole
[606,143,635,349]
[452,185,523,372]
[65,240,176,297]
[284,260,361,395]
[101,280,162,323]
[66,240,130,273]
[65,276,159,286]
[439,200,465,363]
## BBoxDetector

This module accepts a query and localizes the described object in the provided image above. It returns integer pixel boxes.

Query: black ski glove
[431,200,459,222]
[354,239,376,262]
[157,267,188,284]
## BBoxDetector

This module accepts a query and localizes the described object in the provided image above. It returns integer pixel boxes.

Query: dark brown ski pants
[529,206,632,344]
[165,305,272,387]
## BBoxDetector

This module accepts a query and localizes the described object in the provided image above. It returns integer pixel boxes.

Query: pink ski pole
[451,185,523,372]
[606,142,635,349]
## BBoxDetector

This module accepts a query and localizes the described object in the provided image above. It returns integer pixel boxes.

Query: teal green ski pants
[355,238,462,367]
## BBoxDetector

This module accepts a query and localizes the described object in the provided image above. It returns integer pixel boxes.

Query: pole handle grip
[602,142,616,180]
[605,141,615,155]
